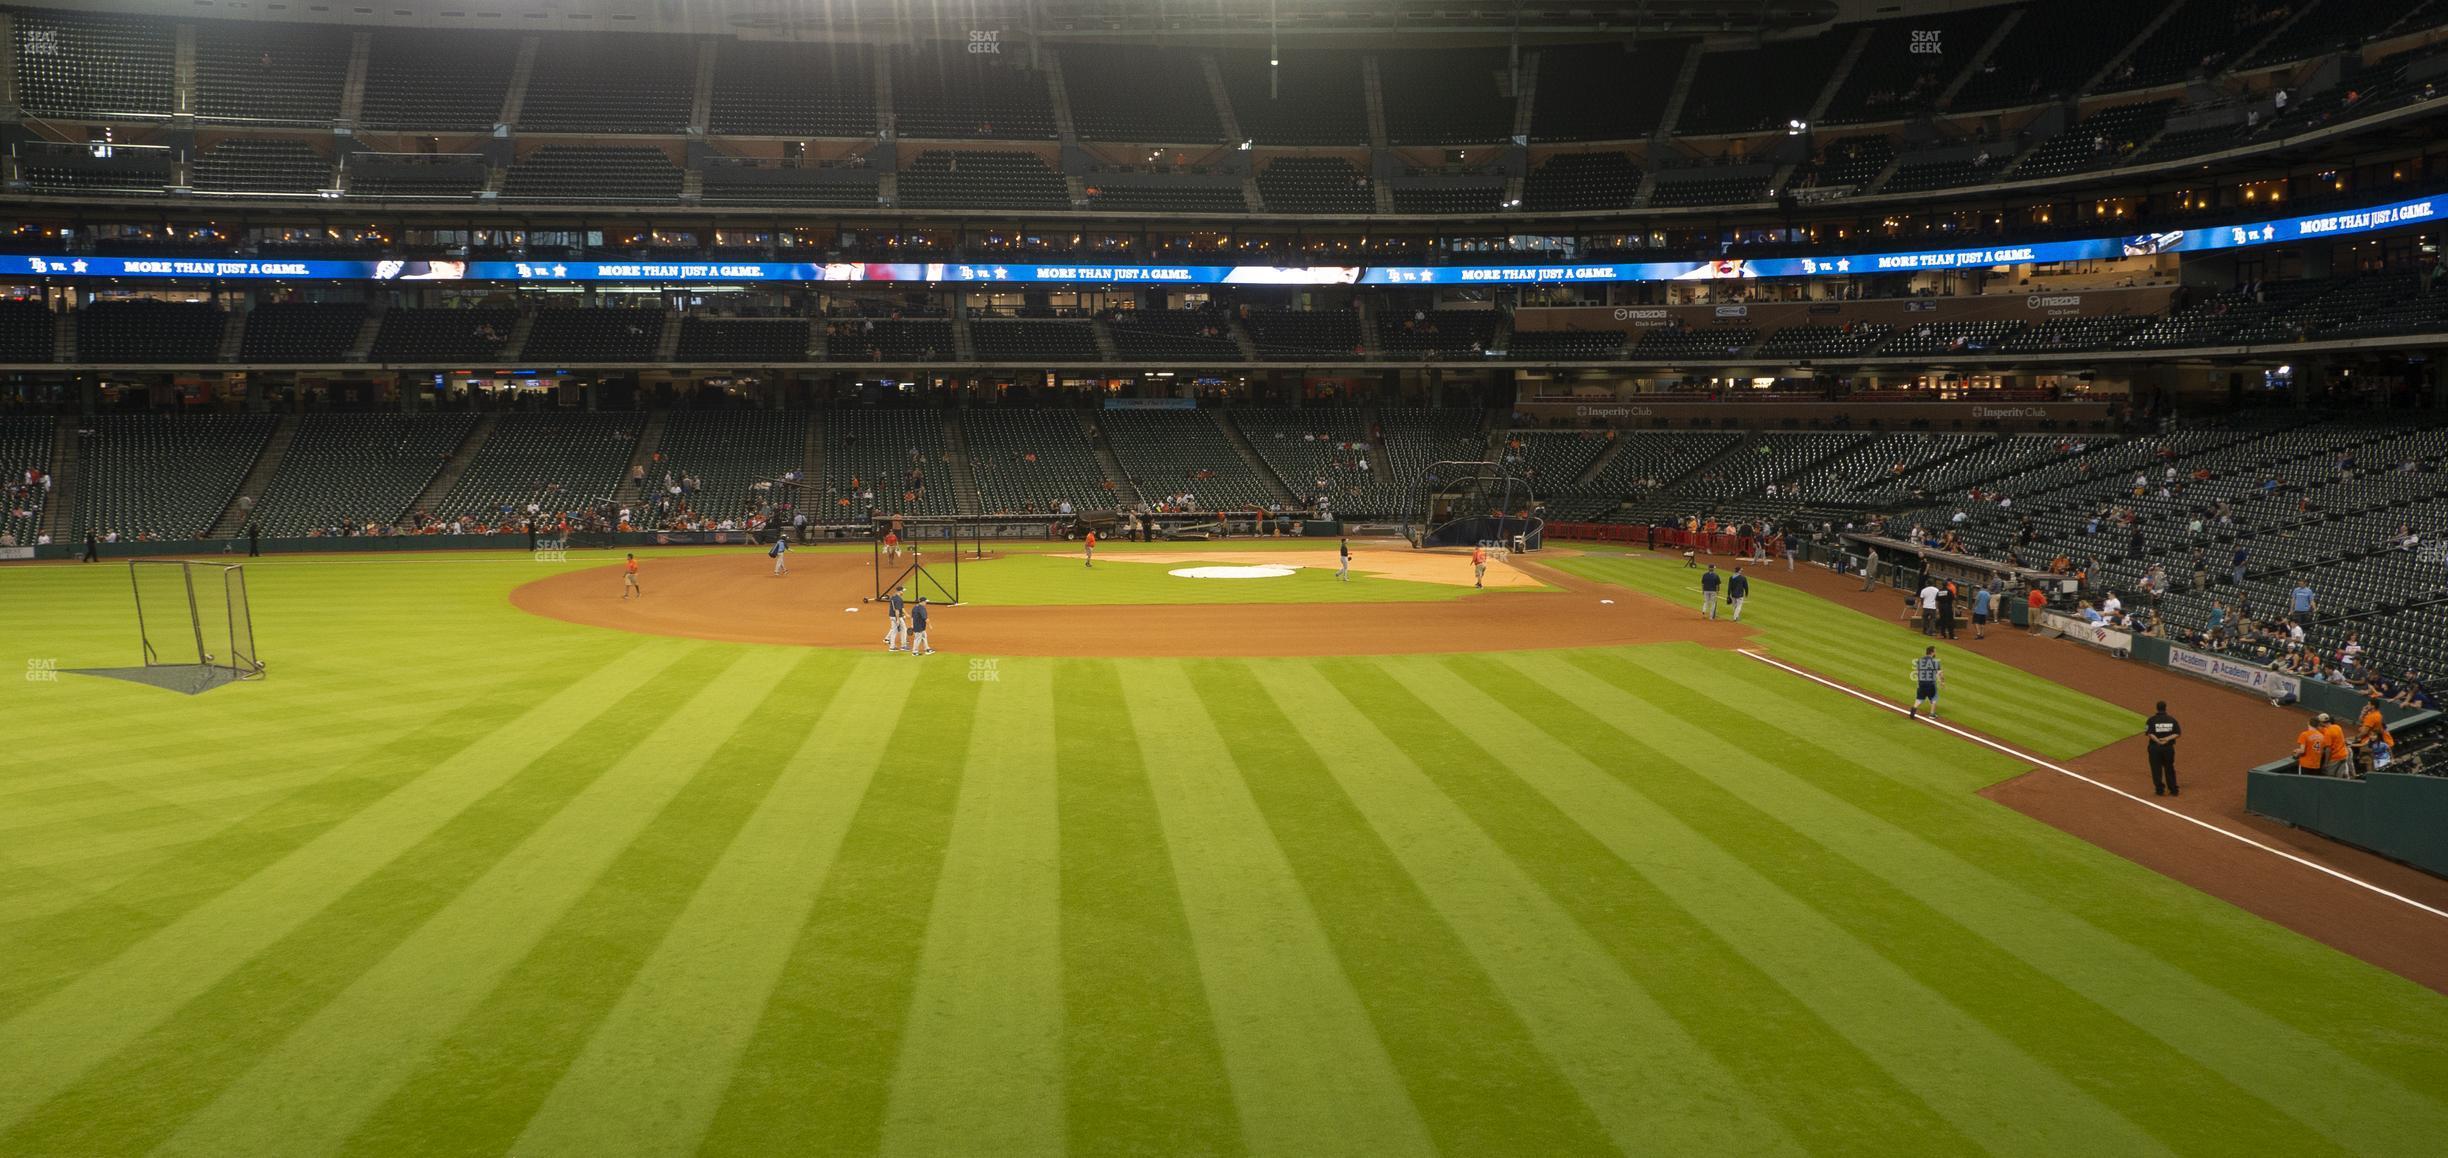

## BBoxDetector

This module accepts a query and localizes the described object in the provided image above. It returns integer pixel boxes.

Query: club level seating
[1522,152,1642,212]
[824,408,954,517]
[76,301,225,363]
[961,409,1114,515]
[1245,309,1365,359]
[823,318,953,362]
[523,308,665,363]
[1378,309,1500,357]
[1505,329,1624,360]
[369,307,516,362]
[970,320,1099,362]
[1108,310,1243,362]
[247,413,475,534]
[675,318,811,363]
[1389,184,1505,214]
[699,162,879,208]
[239,302,366,362]
[518,35,694,133]
[1754,323,1893,359]
[191,140,332,195]
[193,21,349,124]
[2014,100,2176,179]
[11,10,176,119]
[1064,47,1223,143]
[344,156,489,200]
[75,414,277,539]
[20,152,173,196]
[897,151,1069,211]
[1083,182,1248,214]
[707,41,877,137]
[435,412,641,521]
[501,146,685,204]
[0,300,58,363]
[1998,315,2150,352]
[1219,49,1369,146]
[1531,42,1683,142]
[890,51,1057,140]
[1950,0,2156,111]
[1098,409,1280,511]
[1677,39,1826,135]
[1379,48,1516,144]
[1879,319,2025,357]
[1257,156,1374,214]
[647,411,810,522]
[359,31,519,131]
[1648,174,1770,207]
[1630,326,1756,360]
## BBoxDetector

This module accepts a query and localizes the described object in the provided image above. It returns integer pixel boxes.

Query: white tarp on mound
[1168,564,1299,580]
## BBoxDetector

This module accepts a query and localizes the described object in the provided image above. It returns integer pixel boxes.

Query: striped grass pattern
[1,552,2444,1156]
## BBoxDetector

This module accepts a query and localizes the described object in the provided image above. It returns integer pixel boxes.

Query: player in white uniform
[769,534,789,576]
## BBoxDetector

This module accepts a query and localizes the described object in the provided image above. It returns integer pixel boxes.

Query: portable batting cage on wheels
[69,560,266,694]
[1409,460,1545,551]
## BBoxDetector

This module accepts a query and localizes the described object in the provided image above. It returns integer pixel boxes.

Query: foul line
[1735,647,2448,924]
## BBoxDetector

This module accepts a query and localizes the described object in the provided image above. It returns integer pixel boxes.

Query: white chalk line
[1734,647,2448,924]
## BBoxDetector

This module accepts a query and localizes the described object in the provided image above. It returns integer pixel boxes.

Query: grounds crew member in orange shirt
[1471,545,1488,588]
[2319,712,2352,777]
[621,553,641,600]
[2295,719,2327,774]
[1084,529,1097,567]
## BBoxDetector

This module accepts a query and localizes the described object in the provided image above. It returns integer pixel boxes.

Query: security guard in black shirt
[2144,701,2182,796]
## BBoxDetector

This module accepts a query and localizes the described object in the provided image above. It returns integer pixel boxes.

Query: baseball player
[884,584,907,651]
[1699,564,1721,620]
[1337,536,1351,581]
[1909,646,1943,719]
[1084,529,1097,567]
[1726,566,1749,621]
[1472,545,1488,588]
[908,596,934,655]
[621,553,641,599]
[883,528,902,562]
[769,533,789,576]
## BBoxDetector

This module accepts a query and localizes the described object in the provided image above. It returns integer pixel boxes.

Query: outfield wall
[2246,772,2448,878]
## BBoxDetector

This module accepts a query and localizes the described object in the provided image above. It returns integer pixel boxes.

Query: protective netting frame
[1410,460,1545,550]
[129,559,265,685]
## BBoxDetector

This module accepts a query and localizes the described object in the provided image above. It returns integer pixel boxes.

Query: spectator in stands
[2289,580,2317,622]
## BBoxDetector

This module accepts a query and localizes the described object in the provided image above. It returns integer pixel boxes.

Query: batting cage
[70,560,266,694]
[866,514,1007,606]
[1410,460,1545,551]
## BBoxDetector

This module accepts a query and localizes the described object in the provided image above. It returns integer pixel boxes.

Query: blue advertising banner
[8,192,2438,286]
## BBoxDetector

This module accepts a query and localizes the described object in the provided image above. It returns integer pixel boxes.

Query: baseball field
[4,540,2446,1156]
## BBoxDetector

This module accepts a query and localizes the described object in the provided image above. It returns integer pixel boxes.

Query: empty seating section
[240,302,366,361]
[2000,315,2148,352]
[2111,0,2290,90]
[1880,154,2009,193]
[1678,40,1826,134]
[1389,184,1504,214]
[345,156,490,200]
[1064,48,1222,142]
[898,151,1069,210]
[435,412,641,520]
[823,409,955,517]
[1754,323,1892,359]
[1631,326,1756,359]
[12,11,175,118]
[708,42,876,137]
[1642,431,1868,516]
[1378,49,1515,144]
[2014,101,2175,178]
[970,321,1098,362]
[519,36,694,132]
[1085,182,1248,214]
[360,32,518,130]
[0,300,57,363]
[2140,122,2245,162]
[1788,432,1984,501]
[523,308,665,363]
[1257,156,1374,214]
[1821,9,2003,125]
[1098,409,1280,510]
[1950,0,2154,110]
[2241,0,2417,68]
[649,411,810,522]
[502,146,685,204]
[191,140,331,194]
[20,149,173,195]
[1797,136,1895,191]
[370,308,516,362]
[76,415,277,538]
[1531,42,1684,141]
[1245,310,1364,359]
[1522,152,1641,211]
[1108,310,1243,362]
[1220,51,1368,146]
[1881,320,2024,356]
[0,415,51,543]
[248,414,475,534]
[1233,408,1395,513]
[1378,309,1500,357]
[1506,329,1624,360]
[1373,408,1485,511]
[961,410,1113,514]
[700,162,880,207]
[1648,174,1770,207]
[77,301,225,363]
[193,22,349,123]
[891,52,1056,139]
[824,318,952,362]
[675,318,812,363]
[1570,431,1745,518]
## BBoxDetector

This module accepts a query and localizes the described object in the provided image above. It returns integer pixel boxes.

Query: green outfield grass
[2,550,2444,1156]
